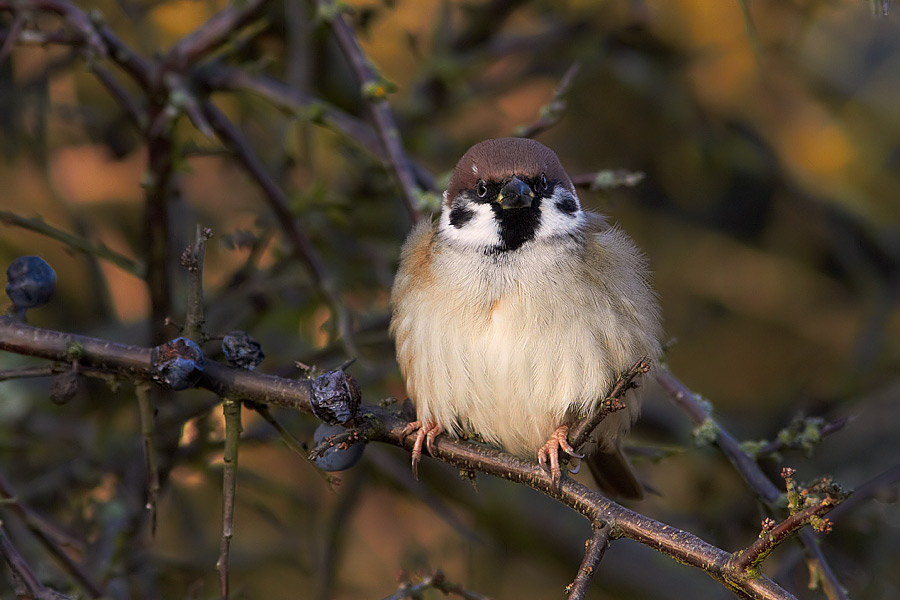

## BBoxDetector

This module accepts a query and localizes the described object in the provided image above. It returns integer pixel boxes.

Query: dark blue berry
[222,330,265,370]
[152,337,205,391]
[312,424,364,472]
[6,256,56,310]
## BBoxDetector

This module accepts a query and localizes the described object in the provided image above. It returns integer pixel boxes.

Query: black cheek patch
[555,194,578,215]
[449,203,475,228]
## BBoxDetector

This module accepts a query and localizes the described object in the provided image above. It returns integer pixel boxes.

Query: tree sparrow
[390,138,662,497]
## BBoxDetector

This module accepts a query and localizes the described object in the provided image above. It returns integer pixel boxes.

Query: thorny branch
[314,0,424,223]
[566,522,611,600]
[656,369,849,600]
[382,569,492,600]
[0,471,105,597]
[0,316,834,600]
[0,524,76,600]
[216,398,242,600]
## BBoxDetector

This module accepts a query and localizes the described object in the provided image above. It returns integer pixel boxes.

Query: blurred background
[1,0,899,598]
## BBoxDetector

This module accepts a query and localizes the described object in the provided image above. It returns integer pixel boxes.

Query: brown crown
[445,138,575,206]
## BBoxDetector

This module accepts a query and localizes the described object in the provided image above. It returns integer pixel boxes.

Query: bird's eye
[476,180,488,198]
[536,173,548,193]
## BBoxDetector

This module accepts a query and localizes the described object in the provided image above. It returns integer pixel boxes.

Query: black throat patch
[489,197,543,253]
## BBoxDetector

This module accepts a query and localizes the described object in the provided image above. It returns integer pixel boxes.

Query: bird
[390,137,662,497]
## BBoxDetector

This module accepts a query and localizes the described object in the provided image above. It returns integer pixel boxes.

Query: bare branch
[382,569,492,600]
[0,211,143,277]
[0,471,105,598]
[569,357,650,450]
[729,496,836,575]
[136,384,161,536]
[515,62,580,139]
[200,99,359,357]
[0,524,76,600]
[216,398,243,600]
[315,0,423,222]
[566,522,611,600]
[1,317,795,599]
[164,0,268,71]
[656,368,849,600]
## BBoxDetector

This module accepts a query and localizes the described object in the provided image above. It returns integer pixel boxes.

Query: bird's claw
[537,425,583,483]
[402,420,443,479]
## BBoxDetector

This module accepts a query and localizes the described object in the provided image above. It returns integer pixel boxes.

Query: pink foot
[537,425,583,482]
[401,420,444,479]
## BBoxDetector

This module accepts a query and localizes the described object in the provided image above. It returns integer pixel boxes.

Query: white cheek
[439,202,501,248]
[536,189,584,239]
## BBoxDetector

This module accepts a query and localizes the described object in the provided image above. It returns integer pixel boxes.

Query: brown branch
[566,522,611,600]
[0,524,76,600]
[728,497,836,575]
[216,398,242,600]
[827,462,900,522]
[201,66,383,166]
[0,317,799,599]
[136,384,160,536]
[0,317,314,412]
[382,569,492,600]
[200,99,358,357]
[569,357,650,450]
[316,0,423,223]
[571,170,646,191]
[0,12,23,66]
[0,471,105,598]
[164,0,268,71]
[0,211,143,277]
[0,0,153,90]
[515,62,580,139]
[655,368,849,600]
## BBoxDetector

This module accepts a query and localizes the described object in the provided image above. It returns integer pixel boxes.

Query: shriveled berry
[6,256,56,310]
[152,337,205,391]
[312,424,365,472]
[222,330,265,370]
[49,371,80,405]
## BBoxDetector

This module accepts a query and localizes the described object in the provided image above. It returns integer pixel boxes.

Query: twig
[0,317,807,599]
[182,225,213,343]
[515,62,580,139]
[382,569,492,600]
[0,12,23,66]
[0,317,316,412]
[0,471,105,598]
[216,398,242,600]
[248,402,338,486]
[200,99,359,357]
[200,66,384,169]
[571,170,646,191]
[315,0,423,222]
[747,416,851,459]
[164,0,267,71]
[655,368,849,600]
[0,211,143,276]
[87,62,147,130]
[729,496,836,575]
[0,524,76,600]
[827,463,900,522]
[136,384,160,536]
[0,365,61,381]
[566,522,611,600]
[569,357,650,450]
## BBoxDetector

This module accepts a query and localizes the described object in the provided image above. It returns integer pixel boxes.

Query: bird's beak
[497,176,534,209]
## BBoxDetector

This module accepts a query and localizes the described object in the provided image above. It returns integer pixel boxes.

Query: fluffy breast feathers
[390,214,662,457]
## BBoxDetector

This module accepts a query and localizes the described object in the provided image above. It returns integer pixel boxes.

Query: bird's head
[439,138,584,253]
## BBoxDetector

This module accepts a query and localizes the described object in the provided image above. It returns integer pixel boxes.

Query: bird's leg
[401,420,444,479]
[537,425,584,482]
